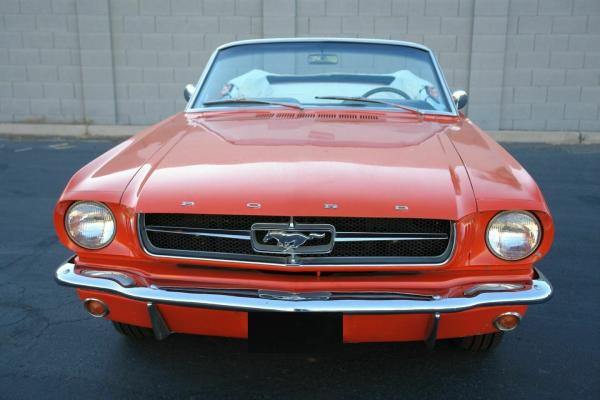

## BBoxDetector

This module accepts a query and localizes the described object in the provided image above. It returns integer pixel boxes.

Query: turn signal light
[494,312,521,331]
[83,298,109,318]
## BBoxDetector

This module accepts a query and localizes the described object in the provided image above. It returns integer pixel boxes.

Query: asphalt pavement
[0,137,598,399]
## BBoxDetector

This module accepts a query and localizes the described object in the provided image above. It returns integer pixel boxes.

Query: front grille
[140,214,454,266]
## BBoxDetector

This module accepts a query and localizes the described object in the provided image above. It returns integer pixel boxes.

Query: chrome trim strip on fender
[56,258,553,314]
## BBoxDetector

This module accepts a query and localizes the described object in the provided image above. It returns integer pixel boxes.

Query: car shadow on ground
[107,332,504,395]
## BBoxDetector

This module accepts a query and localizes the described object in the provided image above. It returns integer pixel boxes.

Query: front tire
[456,332,503,352]
[112,321,154,339]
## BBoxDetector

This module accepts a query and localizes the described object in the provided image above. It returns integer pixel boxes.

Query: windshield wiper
[315,96,424,116]
[203,98,304,110]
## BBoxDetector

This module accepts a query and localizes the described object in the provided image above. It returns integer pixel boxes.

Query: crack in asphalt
[0,314,30,329]
[0,254,31,270]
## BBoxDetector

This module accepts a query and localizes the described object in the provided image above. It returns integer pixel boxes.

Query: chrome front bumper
[55,258,553,314]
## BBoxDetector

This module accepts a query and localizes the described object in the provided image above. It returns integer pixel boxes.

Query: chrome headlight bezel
[485,210,542,261]
[65,201,116,250]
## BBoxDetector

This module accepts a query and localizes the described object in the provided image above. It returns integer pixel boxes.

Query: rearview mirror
[452,90,468,110]
[184,84,195,102]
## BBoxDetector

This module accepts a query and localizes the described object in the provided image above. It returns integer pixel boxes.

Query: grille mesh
[142,214,453,264]
[144,214,289,230]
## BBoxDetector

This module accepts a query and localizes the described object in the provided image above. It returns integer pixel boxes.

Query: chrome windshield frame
[184,38,459,117]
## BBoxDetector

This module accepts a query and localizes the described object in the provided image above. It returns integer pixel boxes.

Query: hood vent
[268,112,380,121]
[203,112,381,122]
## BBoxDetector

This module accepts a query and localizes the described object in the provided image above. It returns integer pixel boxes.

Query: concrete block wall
[501,0,600,131]
[0,0,598,131]
[109,0,263,124]
[0,0,84,123]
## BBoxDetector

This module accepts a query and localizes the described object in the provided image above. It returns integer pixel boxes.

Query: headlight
[65,202,116,249]
[486,211,541,261]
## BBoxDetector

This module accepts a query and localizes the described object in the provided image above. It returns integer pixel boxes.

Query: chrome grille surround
[138,214,456,267]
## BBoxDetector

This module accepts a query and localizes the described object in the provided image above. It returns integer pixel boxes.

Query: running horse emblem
[263,230,326,250]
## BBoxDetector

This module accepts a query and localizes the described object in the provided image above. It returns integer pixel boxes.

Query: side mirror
[184,84,195,102]
[452,90,468,110]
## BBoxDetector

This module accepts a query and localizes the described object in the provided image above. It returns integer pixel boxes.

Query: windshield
[192,41,453,114]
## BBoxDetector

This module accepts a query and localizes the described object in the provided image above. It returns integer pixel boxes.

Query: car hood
[120,111,477,220]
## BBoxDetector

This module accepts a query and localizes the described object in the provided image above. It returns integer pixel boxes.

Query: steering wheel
[361,87,411,100]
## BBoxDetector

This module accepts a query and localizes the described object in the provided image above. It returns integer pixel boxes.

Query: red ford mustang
[55,38,553,352]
